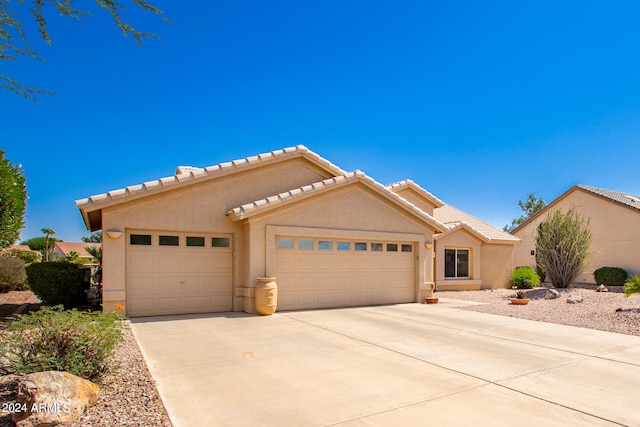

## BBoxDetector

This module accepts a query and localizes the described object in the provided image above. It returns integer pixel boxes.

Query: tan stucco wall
[513,190,640,284]
[99,158,333,315]
[241,184,437,310]
[481,244,514,289]
[393,187,437,216]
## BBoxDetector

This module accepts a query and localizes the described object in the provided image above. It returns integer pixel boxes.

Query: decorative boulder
[595,284,609,292]
[544,289,561,300]
[12,371,100,427]
[567,294,584,304]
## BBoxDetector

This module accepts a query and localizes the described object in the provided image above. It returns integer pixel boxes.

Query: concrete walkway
[130,299,640,426]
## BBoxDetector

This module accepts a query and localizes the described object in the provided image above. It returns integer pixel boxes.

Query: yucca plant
[514,290,527,299]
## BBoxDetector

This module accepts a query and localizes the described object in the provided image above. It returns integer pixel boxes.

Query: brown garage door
[275,236,415,310]
[126,230,232,317]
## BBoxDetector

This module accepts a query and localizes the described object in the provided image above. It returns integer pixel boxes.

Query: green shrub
[26,262,87,308]
[593,267,628,286]
[0,256,26,292]
[0,306,123,382]
[511,266,541,289]
[624,275,640,297]
[535,264,546,283]
[1,248,42,264]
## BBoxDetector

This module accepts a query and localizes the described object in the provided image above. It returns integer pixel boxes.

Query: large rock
[567,294,584,304]
[545,289,561,300]
[595,284,609,292]
[12,371,100,427]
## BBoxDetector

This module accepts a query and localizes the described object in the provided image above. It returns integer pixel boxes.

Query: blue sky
[3,1,640,242]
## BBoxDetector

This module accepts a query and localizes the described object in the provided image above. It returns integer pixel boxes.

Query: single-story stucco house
[52,242,100,263]
[76,146,518,317]
[512,184,640,284]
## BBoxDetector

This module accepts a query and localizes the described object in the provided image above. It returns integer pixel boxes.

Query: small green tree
[504,194,546,232]
[81,231,102,243]
[0,150,27,248]
[535,208,591,288]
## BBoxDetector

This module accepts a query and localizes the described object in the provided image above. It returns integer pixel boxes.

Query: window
[355,242,367,251]
[445,249,470,278]
[130,234,151,245]
[387,243,398,252]
[277,238,294,249]
[186,236,205,247]
[159,235,179,246]
[337,242,351,251]
[371,243,383,252]
[212,237,230,248]
[401,244,413,253]
[318,240,333,250]
[298,239,314,250]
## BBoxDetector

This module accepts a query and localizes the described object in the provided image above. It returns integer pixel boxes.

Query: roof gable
[434,204,520,244]
[227,171,448,232]
[53,242,100,258]
[76,145,346,231]
[511,184,640,233]
[385,180,445,209]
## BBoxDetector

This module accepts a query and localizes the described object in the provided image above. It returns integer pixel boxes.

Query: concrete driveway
[130,299,640,426]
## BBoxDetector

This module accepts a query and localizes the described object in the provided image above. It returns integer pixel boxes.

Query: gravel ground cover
[438,285,640,337]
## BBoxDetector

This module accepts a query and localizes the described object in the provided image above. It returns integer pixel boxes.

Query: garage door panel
[126,231,232,317]
[275,236,415,311]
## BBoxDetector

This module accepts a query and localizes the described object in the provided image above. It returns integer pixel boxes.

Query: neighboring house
[52,242,100,263]
[76,146,518,317]
[512,184,640,284]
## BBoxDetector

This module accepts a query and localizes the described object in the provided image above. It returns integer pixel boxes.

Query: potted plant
[425,283,438,304]
[511,290,529,305]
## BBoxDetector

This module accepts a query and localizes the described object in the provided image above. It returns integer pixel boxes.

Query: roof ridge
[76,145,347,210]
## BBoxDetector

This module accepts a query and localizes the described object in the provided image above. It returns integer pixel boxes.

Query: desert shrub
[535,208,591,288]
[0,306,123,382]
[0,248,41,264]
[624,275,640,298]
[593,267,628,286]
[25,262,86,308]
[0,256,26,292]
[511,266,540,289]
[535,264,546,283]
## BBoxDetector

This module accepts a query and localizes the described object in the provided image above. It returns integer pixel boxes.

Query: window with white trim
[445,248,469,278]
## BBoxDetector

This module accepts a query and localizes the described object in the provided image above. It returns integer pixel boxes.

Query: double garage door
[126,230,232,317]
[275,236,416,310]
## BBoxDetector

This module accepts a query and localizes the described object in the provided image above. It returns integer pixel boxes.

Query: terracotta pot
[511,298,529,305]
[425,297,439,304]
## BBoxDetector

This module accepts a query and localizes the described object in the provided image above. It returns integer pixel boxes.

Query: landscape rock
[567,294,584,304]
[12,371,99,427]
[595,284,609,292]
[545,289,561,300]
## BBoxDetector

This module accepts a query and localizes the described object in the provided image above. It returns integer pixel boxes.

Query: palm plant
[41,228,56,262]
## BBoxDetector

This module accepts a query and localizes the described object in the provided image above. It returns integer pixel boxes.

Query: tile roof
[576,184,640,211]
[53,242,100,258]
[227,171,449,232]
[434,204,520,243]
[76,145,346,211]
[385,180,445,208]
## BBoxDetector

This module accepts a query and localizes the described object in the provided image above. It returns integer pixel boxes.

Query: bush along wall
[593,267,628,287]
[26,262,87,308]
[511,266,541,289]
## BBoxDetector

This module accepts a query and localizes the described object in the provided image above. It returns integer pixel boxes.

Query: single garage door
[275,236,415,310]
[126,230,233,317]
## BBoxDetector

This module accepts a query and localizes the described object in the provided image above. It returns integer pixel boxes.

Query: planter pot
[255,277,278,315]
[511,299,529,305]
[425,297,439,304]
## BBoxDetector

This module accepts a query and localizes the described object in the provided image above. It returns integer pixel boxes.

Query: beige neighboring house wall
[76,146,518,317]
[512,185,640,284]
